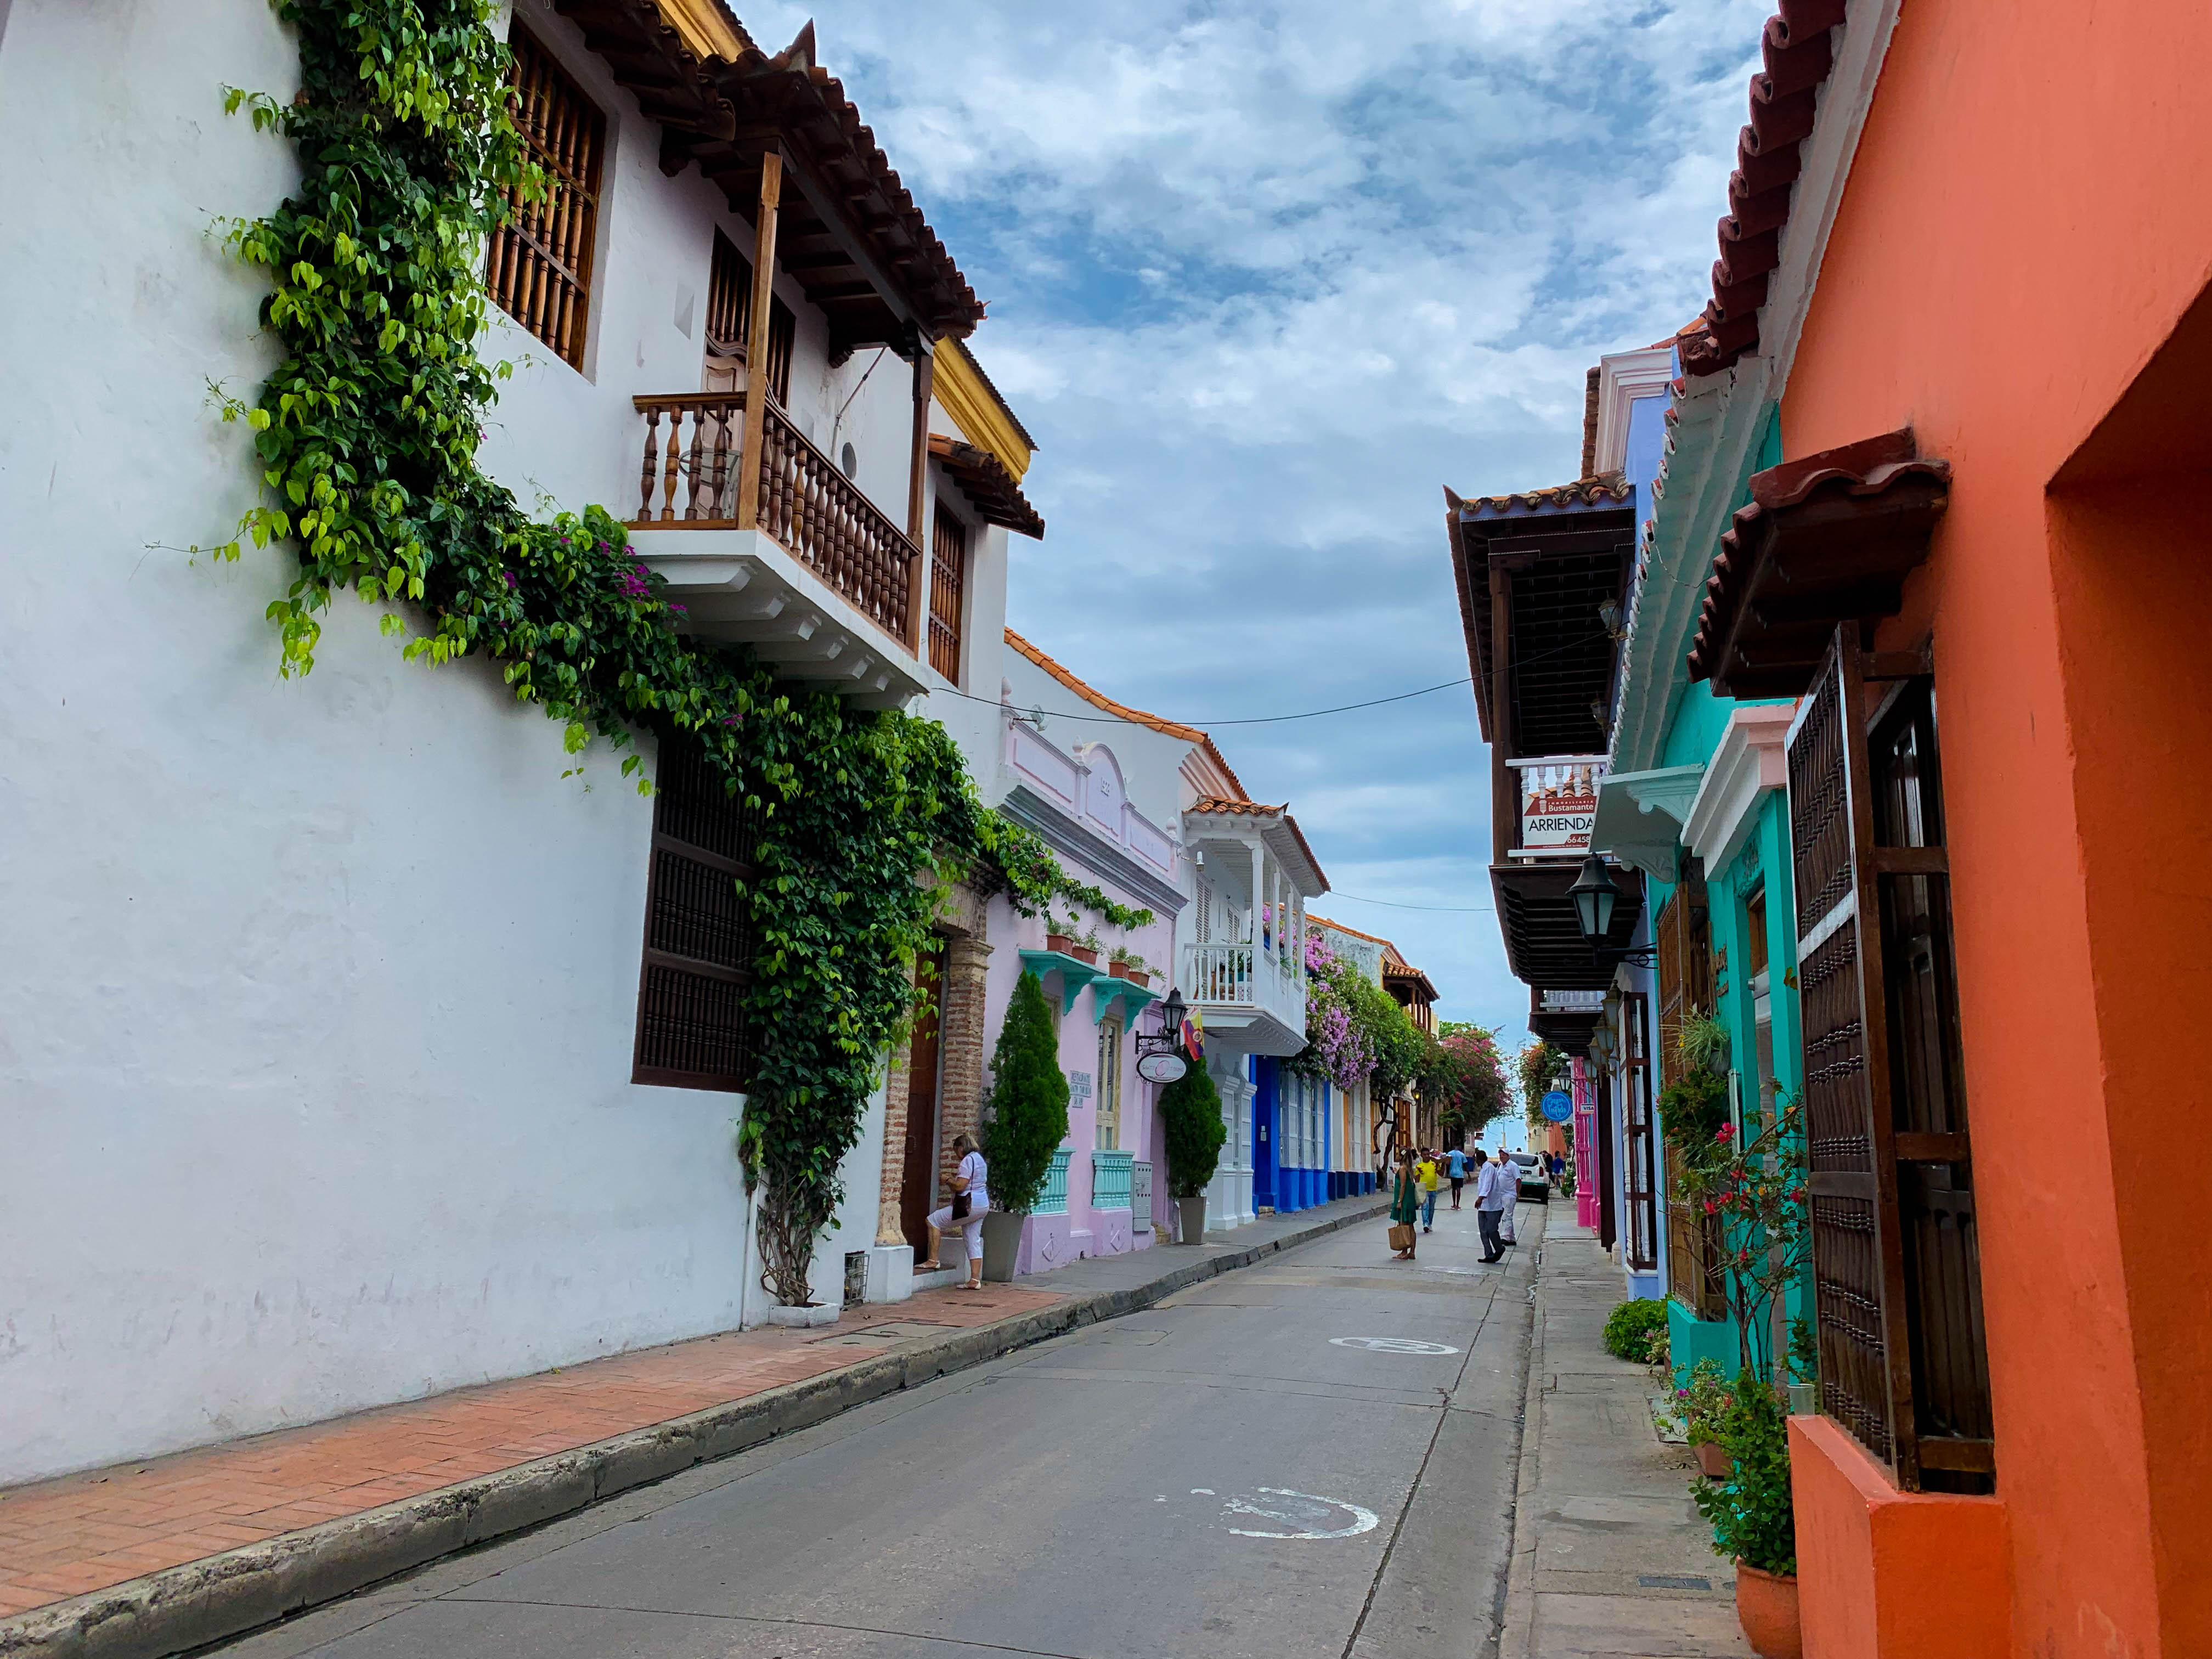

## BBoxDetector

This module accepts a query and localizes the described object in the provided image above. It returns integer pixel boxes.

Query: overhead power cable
[1324,891,1497,913]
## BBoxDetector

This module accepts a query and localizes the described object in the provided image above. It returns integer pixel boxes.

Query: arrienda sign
[1522,787,1598,851]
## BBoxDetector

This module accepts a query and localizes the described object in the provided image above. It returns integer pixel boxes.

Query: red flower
[1702,1199,1717,1215]
[1716,1122,1734,1142]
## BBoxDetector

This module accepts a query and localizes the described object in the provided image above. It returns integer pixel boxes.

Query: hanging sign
[1137,1051,1188,1085]
[1521,768,1599,851]
[1541,1090,1575,1124]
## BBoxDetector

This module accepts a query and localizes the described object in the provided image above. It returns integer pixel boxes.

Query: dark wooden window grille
[1621,991,1661,1271]
[705,229,795,405]
[1789,626,1994,1493]
[489,24,604,369]
[633,737,760,1092]
[929,504,968,683]
[1658,866,1727,1319]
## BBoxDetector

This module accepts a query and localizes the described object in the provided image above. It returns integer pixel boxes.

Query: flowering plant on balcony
[1679,1091,1812,1385]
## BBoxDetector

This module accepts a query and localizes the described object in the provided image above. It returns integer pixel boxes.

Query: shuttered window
[929,504,968,683]
[1789,626,1993,1493]
[633,737,758,1092]
[489,24,604,369]
[1658,864,1728,1319]
[705,229,795,405]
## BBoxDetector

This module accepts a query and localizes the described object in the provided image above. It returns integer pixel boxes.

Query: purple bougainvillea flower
[668,602,688,614]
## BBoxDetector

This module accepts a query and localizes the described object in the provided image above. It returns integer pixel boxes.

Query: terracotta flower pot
[1694,1440,1734,1479]
[1107,959,1130,979]
[1125,969,1149,988]
[1045,933,1074,955]
[1733,1561,1802,1659]
[1070,945,1098,965]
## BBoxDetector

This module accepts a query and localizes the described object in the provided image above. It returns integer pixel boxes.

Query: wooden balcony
[625,392,927,708]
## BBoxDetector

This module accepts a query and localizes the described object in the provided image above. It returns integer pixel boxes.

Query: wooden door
[900,944,946,1259]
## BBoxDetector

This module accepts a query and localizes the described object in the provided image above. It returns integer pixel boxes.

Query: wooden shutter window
[1788,626,1994,1493]
[705,229,795,405]
[633,738,759,1092]
[489,24,604,370]
[929,504,968,682]
[1658,866,1726,1319]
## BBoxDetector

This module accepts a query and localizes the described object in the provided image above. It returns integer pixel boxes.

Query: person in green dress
[1389,1148,1421,1260]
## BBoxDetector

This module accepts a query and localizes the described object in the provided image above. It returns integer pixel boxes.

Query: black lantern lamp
[1134,987,1189,1084]
[1568,854,1656,967]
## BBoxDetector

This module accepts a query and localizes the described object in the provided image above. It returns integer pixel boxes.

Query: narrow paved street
[216,1202,1537,1659]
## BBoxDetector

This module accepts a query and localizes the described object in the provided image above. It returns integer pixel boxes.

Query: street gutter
[1,1197,1387,1659]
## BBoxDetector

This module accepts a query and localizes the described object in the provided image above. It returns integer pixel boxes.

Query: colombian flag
[1181,1006,1205,1061]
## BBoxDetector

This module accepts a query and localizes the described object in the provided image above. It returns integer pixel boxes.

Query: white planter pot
[765,1303,840,1329]
[1177,1195,1209,1245]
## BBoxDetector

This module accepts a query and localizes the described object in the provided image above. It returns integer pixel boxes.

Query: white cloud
[736,0,1767,1036]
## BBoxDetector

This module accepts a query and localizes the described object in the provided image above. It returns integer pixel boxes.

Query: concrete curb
[1495,1212,1551,1659]
[0,1197,1387,1659]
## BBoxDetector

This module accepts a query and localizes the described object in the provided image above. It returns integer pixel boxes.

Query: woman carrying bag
[1387,1149,1421,1260]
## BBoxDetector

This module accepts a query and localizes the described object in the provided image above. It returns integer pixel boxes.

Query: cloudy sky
[743,0,1768,1041]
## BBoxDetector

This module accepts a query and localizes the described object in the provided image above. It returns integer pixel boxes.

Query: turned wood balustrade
[628,391,919,653]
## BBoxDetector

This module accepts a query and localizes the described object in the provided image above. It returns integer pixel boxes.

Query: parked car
[1509,1150,1550,1203]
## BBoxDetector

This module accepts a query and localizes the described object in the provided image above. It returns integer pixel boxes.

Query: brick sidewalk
[0,1283,1057,1621]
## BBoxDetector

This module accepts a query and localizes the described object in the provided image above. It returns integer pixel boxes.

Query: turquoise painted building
[1590,403,1812,1385]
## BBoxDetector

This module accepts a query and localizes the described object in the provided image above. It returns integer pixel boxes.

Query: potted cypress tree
[978,970,1069,1282]
[1159,1055,1227,1244]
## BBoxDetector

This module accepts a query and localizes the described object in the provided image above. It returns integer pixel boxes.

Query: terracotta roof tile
[1001,630,1253,802]
[1188,794,1289,816]
[1679,1,1849,379]
[1449,471,1635,519]
[930,435,1043,538]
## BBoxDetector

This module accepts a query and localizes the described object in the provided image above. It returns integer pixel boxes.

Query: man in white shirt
[1475,1149,1513,1263]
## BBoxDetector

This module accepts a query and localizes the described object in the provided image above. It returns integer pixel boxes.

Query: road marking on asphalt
[1190,1487,1215,1495]
[1222,1488,1380,1540]
[1329,1336,1460,1355]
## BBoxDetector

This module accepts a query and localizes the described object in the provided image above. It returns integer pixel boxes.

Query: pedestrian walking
[1446,1144,1469,1209]
[922,1133,989,1290]
[1387,1149,1421,1260]
[1415,1148,1441,1232]
[1474,1146,1511,1262]
[1494,1147,1519,1246]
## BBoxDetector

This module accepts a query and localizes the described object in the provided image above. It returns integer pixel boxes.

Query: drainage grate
[1637,1574,1712,1591]
[843,1250,867,1307]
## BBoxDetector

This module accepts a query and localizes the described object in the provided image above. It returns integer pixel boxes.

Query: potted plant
[978,970,1070,1282]
[1107,944,1133,980]
[1124,956,1150,989]
[1044,913,1075,956]
[1159,1052,1226,1244]
[1070,928,1101,966]
[1673,1358,1740,1479]
[1693,1369,1801,1658]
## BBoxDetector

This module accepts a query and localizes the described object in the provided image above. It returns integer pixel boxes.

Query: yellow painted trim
[653,0,745,63]
[934,341,1032,481]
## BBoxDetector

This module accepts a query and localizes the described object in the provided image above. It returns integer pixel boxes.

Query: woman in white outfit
[921,1133,989,1290]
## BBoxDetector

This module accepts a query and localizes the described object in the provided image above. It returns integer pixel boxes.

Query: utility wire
[1323,891,1498,913]
[937,675,1473,726]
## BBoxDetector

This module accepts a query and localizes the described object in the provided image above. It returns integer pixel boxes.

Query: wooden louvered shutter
[489,24,604,369]
[1788,625,1993,1492]
[632,738,758,1091]
[704,232,795,404]
[1659,863,1726,1319]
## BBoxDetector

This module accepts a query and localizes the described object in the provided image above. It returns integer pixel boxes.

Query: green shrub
[1602,1297,1670,1362]
[980,972,1069,1215]
[1159,1054,1227,1198]
[1692,1368,1796,1575]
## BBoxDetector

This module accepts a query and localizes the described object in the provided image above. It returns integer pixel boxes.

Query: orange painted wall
[1777,2,2212,1655]
[1791,1415,2010,1659]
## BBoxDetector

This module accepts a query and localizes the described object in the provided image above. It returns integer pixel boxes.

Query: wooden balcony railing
[1509,754,1606,857]
[628,392,919,652]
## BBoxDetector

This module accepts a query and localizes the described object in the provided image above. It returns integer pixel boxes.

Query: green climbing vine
[210,0,1067,1305]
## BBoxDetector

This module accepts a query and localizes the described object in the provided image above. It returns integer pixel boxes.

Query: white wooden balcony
[1507,754,1607,859]
[1180,796,1325,1059]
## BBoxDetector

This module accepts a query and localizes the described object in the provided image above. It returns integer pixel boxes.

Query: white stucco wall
[0,0,964,1483]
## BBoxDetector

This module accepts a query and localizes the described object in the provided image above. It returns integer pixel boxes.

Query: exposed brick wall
[875,883,992,1246]
[936,935,992,1190]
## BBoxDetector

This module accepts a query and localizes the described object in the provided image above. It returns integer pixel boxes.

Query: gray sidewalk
[1498,1212,1753,1659]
